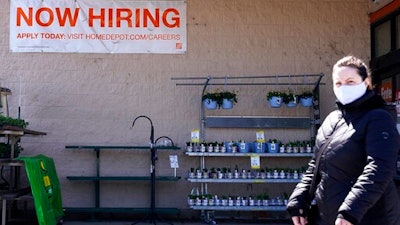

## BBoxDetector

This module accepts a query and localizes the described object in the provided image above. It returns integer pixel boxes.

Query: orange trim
[370,0,400,23]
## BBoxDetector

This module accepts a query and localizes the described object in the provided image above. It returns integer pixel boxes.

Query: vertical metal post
[94,148,100,209]
[200,77,211,142]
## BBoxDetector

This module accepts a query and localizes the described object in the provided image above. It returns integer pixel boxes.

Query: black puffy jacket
[287,90,400,225]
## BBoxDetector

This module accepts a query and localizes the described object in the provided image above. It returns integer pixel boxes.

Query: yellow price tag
[191,129,200,143]
[256,131,265,143]
[250,155,260,169]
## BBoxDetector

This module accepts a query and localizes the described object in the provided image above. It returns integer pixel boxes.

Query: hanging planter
[221,99,233,109]
[202,90,238,109]
[300,97,313,107]
[202,92,219,110]
[267,91,284,108]
[283,92,298,108]
[220,90,238,109]
[203,99,218,109]
[299,90,314,107]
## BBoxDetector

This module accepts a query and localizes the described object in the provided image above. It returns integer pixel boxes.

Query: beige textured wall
[0,0,370,218]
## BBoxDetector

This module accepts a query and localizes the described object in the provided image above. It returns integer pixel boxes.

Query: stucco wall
[0,0,371,219]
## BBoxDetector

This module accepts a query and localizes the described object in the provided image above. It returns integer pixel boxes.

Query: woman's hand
[291,216,308,225]
[335,218,353,225]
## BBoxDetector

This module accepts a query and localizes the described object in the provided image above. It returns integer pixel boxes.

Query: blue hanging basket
[222,99,234,109]
[300,97,313,107]
[268,96,282,108]
[204,99,218,109]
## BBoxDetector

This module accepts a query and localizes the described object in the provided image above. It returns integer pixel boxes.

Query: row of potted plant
[186,139,314,154]
[187,193,289,207]
[201,89,314,110]
[266,90,314,108]
[188,167,307,180]
[202,89,238,109]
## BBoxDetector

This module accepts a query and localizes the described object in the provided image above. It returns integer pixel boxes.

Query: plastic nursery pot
[225,142,235,153]
[203,99,218,109]
[268,96,282,108]
[252,142,266,153]
[300,97,313,107]
[221,99,233,109]
[239,142,250,153]
[267,142,280,153]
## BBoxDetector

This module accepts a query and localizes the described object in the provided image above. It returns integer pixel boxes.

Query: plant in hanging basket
[220,90,238,109]
[266,91,285,108]
[283,91,298,107]
[202,91,220,109]
[298,90,314,107]
[220,90,238,102]
[298,90,313,99]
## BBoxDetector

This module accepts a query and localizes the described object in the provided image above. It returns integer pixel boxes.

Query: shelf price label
[256,130,265,143]
[250,154,260,169]
[169,155,179,168]
[191,129,200,143]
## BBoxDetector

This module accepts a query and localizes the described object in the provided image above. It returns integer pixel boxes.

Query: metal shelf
[185,152,312,157]
[190,205,286,211]
[187,178,300,183]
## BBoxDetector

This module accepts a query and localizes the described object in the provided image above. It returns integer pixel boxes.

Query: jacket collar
[336,90,386,116]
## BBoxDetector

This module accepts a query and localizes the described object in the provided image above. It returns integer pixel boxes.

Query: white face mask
[333,82,367,105]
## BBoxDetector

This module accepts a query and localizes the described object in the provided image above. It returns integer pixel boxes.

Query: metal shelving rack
[171,74,324,224]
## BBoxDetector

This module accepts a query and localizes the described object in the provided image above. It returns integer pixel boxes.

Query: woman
[286,55,400,225]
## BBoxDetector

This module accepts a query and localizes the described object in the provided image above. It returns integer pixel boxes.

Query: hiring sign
[10,0,187,53]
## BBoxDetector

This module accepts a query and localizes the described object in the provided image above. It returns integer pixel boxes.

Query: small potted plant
[220,90,238,109]
[298,90,314,107]
[283,91,298,108]
[188,168,195,179]
[186,141,193,152]
[221,195,228,206]
[262,193,270,206]
[267,139,280,153]
[202,91,220,110]
[266,91,285,108]
[0,142,23,158]
[0,115,29,128]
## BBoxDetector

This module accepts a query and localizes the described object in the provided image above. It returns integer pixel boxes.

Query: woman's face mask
[333,81,367,105]
[332,66,367,105]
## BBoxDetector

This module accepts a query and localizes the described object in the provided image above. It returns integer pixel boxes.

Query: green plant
[220,90,238,103]
[299,90,313,99]
[202,91,220,102]
[283,92,298,104]
[0,142,23,158]
[203,90,238,107]
[266,91,285,100]
[0,115,29,128]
